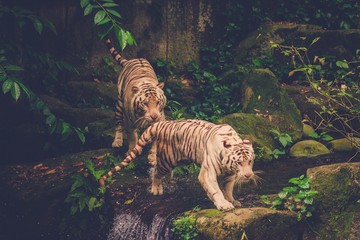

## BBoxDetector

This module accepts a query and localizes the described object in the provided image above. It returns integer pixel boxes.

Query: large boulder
[306,163,360,240]
[217,113,275,161]
[328,137,360,152]
[289,140,330,157]
[194,207,303,240]
[240,68,302,141]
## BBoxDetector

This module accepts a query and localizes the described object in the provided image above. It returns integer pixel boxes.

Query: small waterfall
[107,198,195,240]
[107,175,210,240]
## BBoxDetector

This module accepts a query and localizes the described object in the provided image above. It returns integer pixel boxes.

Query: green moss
[306,163,360,239]
[201,209,222,218]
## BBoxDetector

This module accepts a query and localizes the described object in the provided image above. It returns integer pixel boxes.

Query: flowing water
[106,152,359,240]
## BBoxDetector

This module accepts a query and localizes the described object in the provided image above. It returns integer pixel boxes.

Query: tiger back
[100,119,256,211]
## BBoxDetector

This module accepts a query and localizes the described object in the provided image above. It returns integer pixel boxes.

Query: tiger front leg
[224,174,241,207]
[112,125,123,147]
[198,167,234,211]
[150,169,163,195]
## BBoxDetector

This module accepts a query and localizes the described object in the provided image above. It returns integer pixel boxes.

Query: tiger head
[132,82,166,130]
[221,139,255,181]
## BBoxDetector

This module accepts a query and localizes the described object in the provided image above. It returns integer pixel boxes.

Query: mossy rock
[306,163,360,240]
[240,68,302,141]
[289,140,330,157]
[302,123,315,137]
[328,137,360,152]
[194,207,303,240]
[216,113,276,162]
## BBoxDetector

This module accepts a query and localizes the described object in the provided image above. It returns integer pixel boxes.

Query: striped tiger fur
[99,119,256,211]
[105,39,166,164]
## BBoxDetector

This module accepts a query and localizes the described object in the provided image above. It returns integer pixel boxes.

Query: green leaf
[94,10,106,25]
[308,131,319,139]
[33,18,43,34]
[84,4,93,16]
[2,79,13,94]
[11,82,21,100]
[117,28,127,50]
[16,81,31,98]
[45,114,56,125]
[4,65,24,72]
[80,0,90,8]
[126,31,136,46]
[88,197,97,211]
[310,37,320,46]
[107,9,122,18]
[97,17,111,26]
[304,197,313,204]
[61,122,71,135]
[70,204,78,215]
[103,3,119,7]
[278,191,287,199]
[74,127,86,144]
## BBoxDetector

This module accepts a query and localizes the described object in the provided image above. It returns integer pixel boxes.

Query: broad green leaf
[61,122,71,135]
[304,197,313,204]
[278,191,287,199]
[88,197,97,211]
[16,81,31,98]
[84,4,93,16]
[117,28,127,50]
[126,31,136,46]
[33,18,43,34]
[74,127,86,144]
[97,17,111,26]
[11,82,21,100]
[70,178,85,192]
[80,0,90,8]
[2,79,13,94]
[94,10,106,25]
[107,9,122,18]
[103,3,119,7]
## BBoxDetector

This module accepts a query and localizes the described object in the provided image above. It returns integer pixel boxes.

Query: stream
[105,152,359,240]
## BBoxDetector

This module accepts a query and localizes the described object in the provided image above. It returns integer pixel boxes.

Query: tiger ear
[157,82,165,89]
[132,86,139,94]
[243,139,252,145]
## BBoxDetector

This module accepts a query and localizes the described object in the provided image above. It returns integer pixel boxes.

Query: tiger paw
[232,200,242,207]
[215,200,235,211]
[150,183,163,195]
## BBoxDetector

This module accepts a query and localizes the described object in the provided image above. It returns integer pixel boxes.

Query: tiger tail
[105,38,128,66]
[99,125,155,186]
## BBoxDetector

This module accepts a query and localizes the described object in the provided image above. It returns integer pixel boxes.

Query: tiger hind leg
[112,96,124,148]
[112,125,123,147]
[147,142,157,166]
